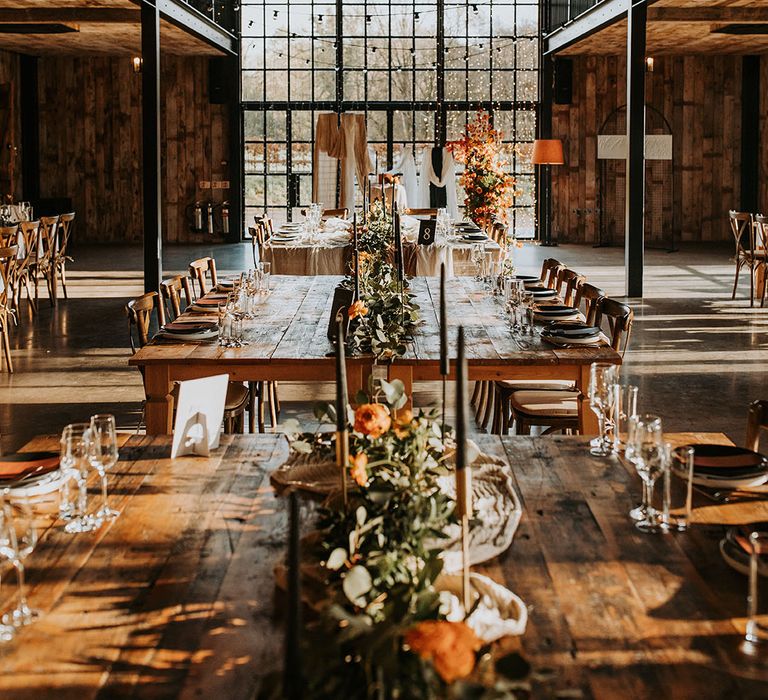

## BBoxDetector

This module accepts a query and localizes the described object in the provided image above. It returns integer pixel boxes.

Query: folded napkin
[0,452,59,482]
[323,217,352,232]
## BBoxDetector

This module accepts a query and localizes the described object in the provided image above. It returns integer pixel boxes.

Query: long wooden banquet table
[2,433,767,697]
[130,275,620,435]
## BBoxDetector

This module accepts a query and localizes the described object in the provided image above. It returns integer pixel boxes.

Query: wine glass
[88,414,120,521]
[589,363,620,456]
[0,495,39,626]
[59,423,100,534]
[625,414,666,533]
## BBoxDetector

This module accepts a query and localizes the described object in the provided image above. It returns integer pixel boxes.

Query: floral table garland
[263,379,532,699]
[344,199,420,361]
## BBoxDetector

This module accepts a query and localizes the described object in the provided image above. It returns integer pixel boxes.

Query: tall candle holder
[455,326,472,614]
[335,316,349,510]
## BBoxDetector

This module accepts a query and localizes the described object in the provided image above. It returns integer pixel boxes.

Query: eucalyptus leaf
[326,547,348,571]
[342,565,372,606]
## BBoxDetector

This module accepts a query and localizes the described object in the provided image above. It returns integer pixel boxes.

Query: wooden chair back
[125,291,165,352]
[490,222,507,246]
[729,210,754,255]
[753,214,768,253]
[254,220,271,247]
[404,208,438,217]
[595,297,633,356]
[746,400,768,452]
[541,258,563,289]
[0,225,17,248]
[160,275,193,320]
[574,282,604,326]
[38,215,59,266]
[556,268,586,306]
[322,208,348,219]
[0,246,18,307]
[56,212,76,257]
[188,257,218,297]
[18,221,39,271]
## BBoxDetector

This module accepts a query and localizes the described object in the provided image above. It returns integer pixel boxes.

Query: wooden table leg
[387,364,413,412]
[577,365,599,435]
[144,365,174,434]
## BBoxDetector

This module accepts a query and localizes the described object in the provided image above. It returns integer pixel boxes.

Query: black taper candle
[335,317,348,431]
[456,326,468,473]
[394,205,404,284]
[353,213,360,300]
[440,263,449,377]
[284,490,303,700]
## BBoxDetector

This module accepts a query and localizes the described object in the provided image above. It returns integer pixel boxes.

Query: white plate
[542,334,602,346]
[5,469,68,498]
[158,329,219,341]
[691,470,768,489]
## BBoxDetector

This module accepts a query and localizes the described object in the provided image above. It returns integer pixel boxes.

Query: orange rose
[393,409,414,438]
[404,620,481,684]
[348,300,368,320]
[354,403,391,438]
[349,452,369,487]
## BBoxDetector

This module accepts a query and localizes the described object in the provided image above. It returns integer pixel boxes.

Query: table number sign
[418,218,436,246]
[171,374,228,458]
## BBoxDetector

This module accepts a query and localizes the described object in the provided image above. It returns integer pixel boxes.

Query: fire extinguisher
[206,202,215,236]
[221,201,230,235]
[190,201,204,232]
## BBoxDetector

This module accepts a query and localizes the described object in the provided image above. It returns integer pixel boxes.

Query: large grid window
[241,0,538,237]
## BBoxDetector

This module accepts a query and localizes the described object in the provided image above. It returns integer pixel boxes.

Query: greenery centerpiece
[265,380,532,699]
[345,199,420,360]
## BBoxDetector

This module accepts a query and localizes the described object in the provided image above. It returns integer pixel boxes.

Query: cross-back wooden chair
[490,222,507,246]
[322,207,348,219]
[506,296,634,436]
[188,257,218,298]
[160,275,194,320]
[33,215,59,306]
[540,258,564,289]
[747,400,768,453]
[404,208,438,217]
[490,278,602,434]
[0,245,18,373]
[750,215,768,307]
[729,210,766,307]
[0,225,17,247]
[248,226,260,268]
[54,212,75,300]
[15,221,39,316]
[126,290,249,434]
[555,268,586,307]
[574,282,604,326]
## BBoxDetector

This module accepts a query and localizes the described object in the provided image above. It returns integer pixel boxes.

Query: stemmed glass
[88,414,120,521]
[625,414,666,533]
[0,495,39,627]
[589,363,620,456]
[59,423,100,534]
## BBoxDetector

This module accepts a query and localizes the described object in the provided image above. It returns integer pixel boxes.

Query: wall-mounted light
[646,56,654,73]
[132,56,143,74]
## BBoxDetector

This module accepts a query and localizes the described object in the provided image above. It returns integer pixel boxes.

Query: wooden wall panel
[552,55,746,244]
[36,54,229,244]
[0,50,21,201]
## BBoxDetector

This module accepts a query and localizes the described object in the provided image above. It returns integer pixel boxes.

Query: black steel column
[141,1,162,294]
[741,55,760,214]
[19,55,40,203]
[436,0,446,145]
[625,0,647,298]
[229,54,243,241]
[537,51,555,245]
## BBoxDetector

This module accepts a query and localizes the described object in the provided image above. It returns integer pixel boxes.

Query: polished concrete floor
[1,240,766,454]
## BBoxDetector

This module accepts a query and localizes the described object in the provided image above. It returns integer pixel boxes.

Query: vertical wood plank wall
[552,55,750,244]
[0,51,21,200]
[33,53,229,244]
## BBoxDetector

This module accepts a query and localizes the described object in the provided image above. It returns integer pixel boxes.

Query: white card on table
[171,374,229,458]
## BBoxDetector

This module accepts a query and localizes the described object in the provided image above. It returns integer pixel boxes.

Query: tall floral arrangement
[451,110,518,232]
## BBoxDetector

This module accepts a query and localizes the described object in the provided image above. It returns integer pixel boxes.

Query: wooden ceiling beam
[0,8,138,24]
[649,7,768,23]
